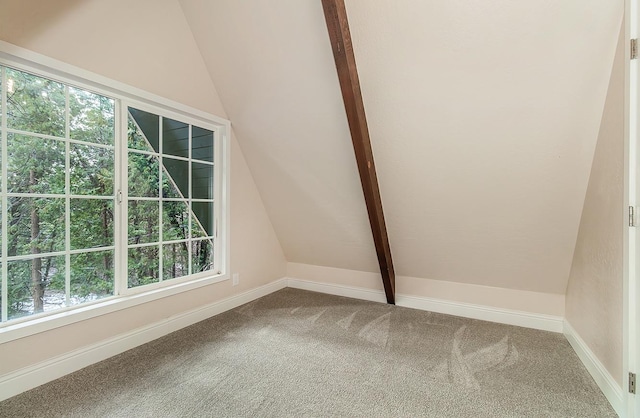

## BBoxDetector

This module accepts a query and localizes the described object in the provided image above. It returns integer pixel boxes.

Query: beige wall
[288,262,564,317]
[345,0,622,295]
[0,0,226,117]
[565,22,625,385]
[181,0,623,295]
[0,0,286,376]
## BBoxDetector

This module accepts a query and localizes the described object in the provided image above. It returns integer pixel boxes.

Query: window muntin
[0,64,223,325]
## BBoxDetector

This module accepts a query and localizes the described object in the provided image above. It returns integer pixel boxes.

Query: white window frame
[0,41,231,344]
[119,100,224,294]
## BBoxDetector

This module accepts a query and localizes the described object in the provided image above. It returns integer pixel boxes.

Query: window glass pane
[128,246,159,288]
[162,168,183,199]
[71,199,114,250]
[163,201,189,241]
[191,239,214,274]
[163,242,189,280]
[162,118,189,158]
[7,134,65,195]
[191,214,207,239]
[6,68,65,137]
[128,108,159,152]
[70,143,114,195]
[8,255,65,320]
[69,87,114,145]
[128,200,159,244]
[128,152,159,197]
[0,69,2,194]
[192,202,214,237]
[192,162,214,200]
[192,126,213,162]
[163,158,188,198]
[8,197,65,257]
[0,203,2,255]
[0,262,2,321]
[70,250,114,304]
[1,66,3,127]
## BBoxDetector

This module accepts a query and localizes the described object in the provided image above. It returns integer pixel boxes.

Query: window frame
[119,100,224,295]
[0,41,231,343]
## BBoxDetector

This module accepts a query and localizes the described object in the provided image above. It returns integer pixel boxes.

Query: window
[0,60,228,327]
[126,107,217,288]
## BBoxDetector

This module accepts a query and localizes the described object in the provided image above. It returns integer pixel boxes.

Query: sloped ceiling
[179,0,623,294]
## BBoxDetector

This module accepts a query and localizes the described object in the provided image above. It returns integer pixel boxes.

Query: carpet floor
[0,288,616,417]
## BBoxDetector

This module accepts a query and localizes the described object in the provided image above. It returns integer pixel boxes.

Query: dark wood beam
[321,0,396,304]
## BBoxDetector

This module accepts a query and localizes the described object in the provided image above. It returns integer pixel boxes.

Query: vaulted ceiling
[178,0,623,295]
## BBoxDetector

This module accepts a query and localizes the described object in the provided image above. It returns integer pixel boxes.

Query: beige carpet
[0,288,616,417]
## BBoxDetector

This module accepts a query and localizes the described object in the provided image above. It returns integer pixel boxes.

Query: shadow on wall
[231,122,379,273]
[0,0,86,45]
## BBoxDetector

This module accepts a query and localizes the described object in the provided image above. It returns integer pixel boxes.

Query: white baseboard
[396,293,563,333]
[0,278,287,402]
[286,277,388,303]
[287,277,563,333]
[563,320,624,417]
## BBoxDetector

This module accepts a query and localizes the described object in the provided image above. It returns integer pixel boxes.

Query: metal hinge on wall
[632,39,638,60]
[630,206,636,227]
[630,372,636,394]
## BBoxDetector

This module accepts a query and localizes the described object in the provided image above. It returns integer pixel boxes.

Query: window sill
[0,273,228,344]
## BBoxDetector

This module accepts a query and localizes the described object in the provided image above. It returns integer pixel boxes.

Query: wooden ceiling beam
[321,0,396,304]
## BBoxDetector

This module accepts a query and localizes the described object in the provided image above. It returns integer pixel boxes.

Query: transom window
[0,64,227,325]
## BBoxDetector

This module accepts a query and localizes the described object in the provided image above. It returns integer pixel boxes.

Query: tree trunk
[102,202,110,276]
[30,170,44,312]
[172,245,176,278]
[131,200,140,244]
